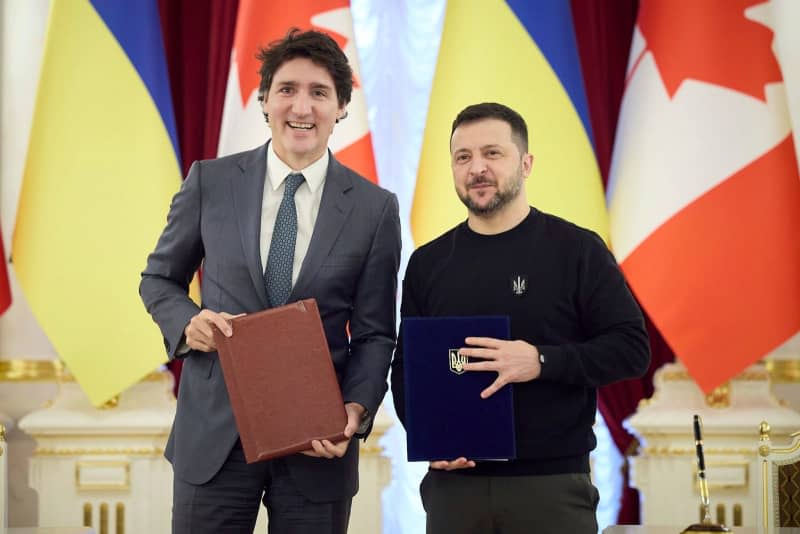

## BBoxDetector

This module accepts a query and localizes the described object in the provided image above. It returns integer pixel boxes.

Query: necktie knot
[284,173,305,197]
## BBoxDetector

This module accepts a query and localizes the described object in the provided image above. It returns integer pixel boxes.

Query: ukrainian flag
[412,0,607,246]
[12,0,181,405]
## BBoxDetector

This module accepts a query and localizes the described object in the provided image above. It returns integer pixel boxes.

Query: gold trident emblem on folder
[449,349,467,375]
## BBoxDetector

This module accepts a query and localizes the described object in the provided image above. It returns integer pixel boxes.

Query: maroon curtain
[159,0,239,174]
[158,0,239,388]
[572,1,676,524]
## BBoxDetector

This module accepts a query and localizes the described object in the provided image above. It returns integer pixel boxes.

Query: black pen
[694,414,711,523]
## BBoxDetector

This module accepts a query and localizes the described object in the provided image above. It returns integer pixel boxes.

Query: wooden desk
[603,527,762,534]
[604,527,800,533]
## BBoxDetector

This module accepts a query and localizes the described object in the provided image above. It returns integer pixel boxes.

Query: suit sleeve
[389,252,423,429]
[340,192,401,434]
[536,233,651,386]
[139,161,205,359]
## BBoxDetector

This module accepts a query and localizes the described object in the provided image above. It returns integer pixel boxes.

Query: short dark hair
[450,102,529,154]
[257,28,353,107]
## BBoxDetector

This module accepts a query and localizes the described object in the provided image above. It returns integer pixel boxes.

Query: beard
[457,166,524,217]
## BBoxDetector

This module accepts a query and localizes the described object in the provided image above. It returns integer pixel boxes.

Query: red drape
[158,0,239,388]
[571,1,676,524]
[159,0,239,174]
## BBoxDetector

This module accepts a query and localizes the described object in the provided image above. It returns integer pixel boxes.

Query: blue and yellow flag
[12,0,181,405]
[412,0,608,246]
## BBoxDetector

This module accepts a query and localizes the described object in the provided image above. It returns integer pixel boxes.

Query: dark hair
[256,28,353,107]
[450,102,529,154]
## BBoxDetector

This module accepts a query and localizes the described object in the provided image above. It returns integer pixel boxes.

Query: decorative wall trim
[766,359,800,384]
[0,359,170,383]
[35,447,164,457]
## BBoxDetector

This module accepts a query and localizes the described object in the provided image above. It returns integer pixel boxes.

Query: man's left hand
[301,402,365,459]
[460,337,541,399]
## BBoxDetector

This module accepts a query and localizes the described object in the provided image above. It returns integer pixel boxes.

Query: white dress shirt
[260,145,328,286]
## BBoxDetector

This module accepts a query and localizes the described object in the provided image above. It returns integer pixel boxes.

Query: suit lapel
[232,143,269,308]
[291,155,354,299]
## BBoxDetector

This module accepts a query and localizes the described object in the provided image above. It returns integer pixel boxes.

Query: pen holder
[680,522,730,533]
[683,415,732,533]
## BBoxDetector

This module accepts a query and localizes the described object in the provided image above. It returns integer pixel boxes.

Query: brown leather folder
[213,298,347,463]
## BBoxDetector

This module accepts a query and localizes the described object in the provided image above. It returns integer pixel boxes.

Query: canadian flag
[217,0,378,183]
[608,0,800,393]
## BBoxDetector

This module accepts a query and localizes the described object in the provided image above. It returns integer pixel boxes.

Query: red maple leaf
[637,0,782,101]
[232,0,355,105]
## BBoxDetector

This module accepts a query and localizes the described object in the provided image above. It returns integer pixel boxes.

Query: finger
[443,459,475,471]
[343,421,357,439]
[462,361,498,372]
[481,377,506,399]
[205,313,233,337]
[219,312,246,320]
[343,403,364,438]
[188,339,215,352]
[185,321,214,349]
[458,348,498,360]
[320,439,349,458]
[465,337,503,349]
[446,458,476,470]
[190,317,216,341]
[430,457,474,470]
[310,440,333,458]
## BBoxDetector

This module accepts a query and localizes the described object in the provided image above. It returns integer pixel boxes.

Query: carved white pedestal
[626,363,800,528]
[19,373,175,534]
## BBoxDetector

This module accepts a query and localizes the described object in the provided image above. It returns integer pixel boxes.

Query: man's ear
[522,153,534,177]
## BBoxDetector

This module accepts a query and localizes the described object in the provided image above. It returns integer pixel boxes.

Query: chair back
[759,420,800,531]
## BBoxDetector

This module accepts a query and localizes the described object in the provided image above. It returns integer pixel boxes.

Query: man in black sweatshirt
[390,102,650,534]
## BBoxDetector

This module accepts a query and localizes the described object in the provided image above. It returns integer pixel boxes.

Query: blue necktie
[264,173,305,307]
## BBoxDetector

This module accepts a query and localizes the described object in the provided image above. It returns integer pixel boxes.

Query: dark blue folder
[402,316,516,461]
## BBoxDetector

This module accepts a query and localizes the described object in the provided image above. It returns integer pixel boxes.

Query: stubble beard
[458,167,524,218]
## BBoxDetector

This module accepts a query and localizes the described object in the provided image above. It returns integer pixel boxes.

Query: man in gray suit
[140,29,401,534]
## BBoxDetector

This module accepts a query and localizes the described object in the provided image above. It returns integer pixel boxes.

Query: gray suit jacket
[140,142,401,501]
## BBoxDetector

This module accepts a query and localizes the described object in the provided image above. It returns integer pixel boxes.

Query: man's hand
[429,457,476,471]
[460,337,541,398]
[183,310,244,352]
[301,402,365,459]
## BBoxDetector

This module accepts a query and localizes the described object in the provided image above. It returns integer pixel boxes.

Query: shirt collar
[267,143,329,193]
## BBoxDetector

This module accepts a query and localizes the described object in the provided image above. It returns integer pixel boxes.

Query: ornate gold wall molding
[660,368,769,383]
[765,359,800,383]
[34,446,164,457]
[0,359,171,384]
[0,359,64,381]
[659,359,800,385]
[642,446,757,457]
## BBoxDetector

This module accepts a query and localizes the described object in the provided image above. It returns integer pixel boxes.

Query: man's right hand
[184,310,243,352]
[429,457,476,471]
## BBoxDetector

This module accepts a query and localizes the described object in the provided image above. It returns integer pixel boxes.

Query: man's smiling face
[263,57,345,170]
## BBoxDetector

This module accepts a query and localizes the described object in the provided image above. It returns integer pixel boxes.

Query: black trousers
[172,442,351,534]
[421,470,599,534]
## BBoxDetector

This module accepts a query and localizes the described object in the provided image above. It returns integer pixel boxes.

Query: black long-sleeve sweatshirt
[391,207,650,476]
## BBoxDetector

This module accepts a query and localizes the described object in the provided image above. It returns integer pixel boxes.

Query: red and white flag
[217,0,378,183]
[0,226,10,315]
[608,0,800,393]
